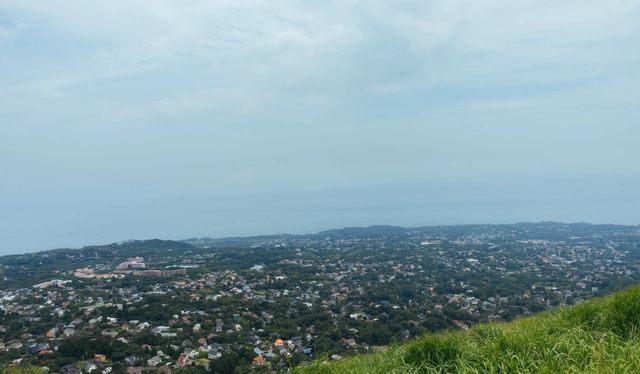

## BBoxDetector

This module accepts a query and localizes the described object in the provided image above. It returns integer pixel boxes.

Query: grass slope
[296,285,640,373]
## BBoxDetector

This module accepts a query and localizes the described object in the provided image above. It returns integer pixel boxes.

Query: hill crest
[295,285,640,373]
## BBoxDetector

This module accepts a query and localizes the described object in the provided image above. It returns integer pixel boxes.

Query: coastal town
[2,223,640,373]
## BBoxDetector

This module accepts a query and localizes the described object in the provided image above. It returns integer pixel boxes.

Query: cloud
[1,0,639,133]
[2,1,638,104]
[1,1,640,252]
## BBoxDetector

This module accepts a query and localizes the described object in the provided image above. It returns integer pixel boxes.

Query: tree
[2,365,46,374]
[209,352,241,374]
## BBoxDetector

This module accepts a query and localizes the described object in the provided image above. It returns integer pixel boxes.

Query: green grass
[295,285,640,373]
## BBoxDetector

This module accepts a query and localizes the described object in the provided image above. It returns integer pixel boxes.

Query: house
[6,341,23,350]
[302,347,313,355]
[46,328,58,338]
[252,355,266,366]
[27,342,50,355]
[37,346,52,355]
[182,339,194,348]
[124,355,141,366]
[61,365,82,374]
[63,328,75,337]
[176,353,192,367]
[147,356,162,367]
[452,320,469,330]
[94,354,107,363]
[207,350,222,360]
[101,329,118,338]
[184,348,199,359]
[151,326,170,334]
[81,361,97,372]
[214,319,224,332]
[341,338,356,347]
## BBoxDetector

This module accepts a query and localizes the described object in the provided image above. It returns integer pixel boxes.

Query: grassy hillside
[296,285,640,373]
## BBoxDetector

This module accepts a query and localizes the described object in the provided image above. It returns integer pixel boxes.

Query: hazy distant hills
[2,222,639,261]
[182,221,640,247]
[0,239,193,268]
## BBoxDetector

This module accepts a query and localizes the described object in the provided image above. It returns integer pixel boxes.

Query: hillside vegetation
[296,285,640,373]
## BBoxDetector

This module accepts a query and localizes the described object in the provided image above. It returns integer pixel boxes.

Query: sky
[1,1,640,254]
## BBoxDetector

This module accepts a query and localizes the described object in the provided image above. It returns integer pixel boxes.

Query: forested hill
[183,221,640,247]
[0,239,194,288]
[0,239,193,266]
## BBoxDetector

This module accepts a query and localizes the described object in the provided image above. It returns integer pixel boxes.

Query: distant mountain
[3,222,639,257]
[0,239,194,267]
[314,225,409,238]
[182,234,295,248]
[0,239,198,289]
[182,222,640,248]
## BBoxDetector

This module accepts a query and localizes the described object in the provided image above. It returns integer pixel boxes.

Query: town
[2,222,640,373]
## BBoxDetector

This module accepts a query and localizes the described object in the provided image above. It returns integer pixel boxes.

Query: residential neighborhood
[2,223,640,372]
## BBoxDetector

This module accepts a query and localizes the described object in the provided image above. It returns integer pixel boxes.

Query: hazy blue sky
[1,1,640,254]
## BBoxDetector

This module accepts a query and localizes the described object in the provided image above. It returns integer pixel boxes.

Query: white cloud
[2,1,638,101]
[1,0,640,251]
